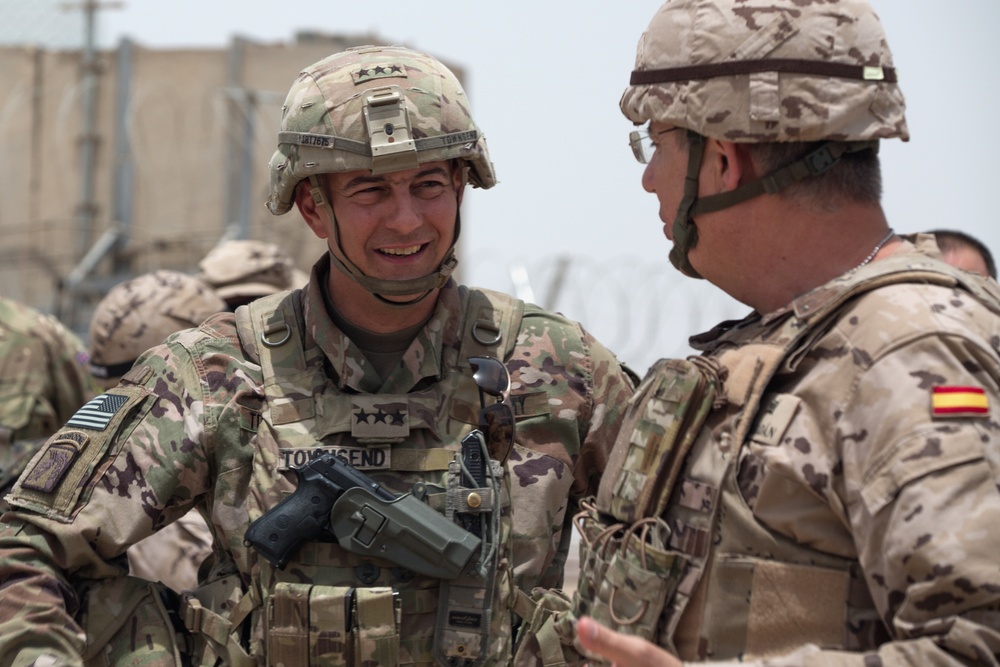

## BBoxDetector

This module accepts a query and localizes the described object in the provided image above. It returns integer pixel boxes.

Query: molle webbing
[584,251,1000,659]
[232,285,525,665]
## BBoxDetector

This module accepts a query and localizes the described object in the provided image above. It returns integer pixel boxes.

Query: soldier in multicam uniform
[0,46,635,667]
[0,296,100,503]
[198,239,310,311]
[87,269,227,594]
[569,0,1000,665]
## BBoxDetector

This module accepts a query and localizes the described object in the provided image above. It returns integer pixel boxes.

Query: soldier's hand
[577,616,682,667]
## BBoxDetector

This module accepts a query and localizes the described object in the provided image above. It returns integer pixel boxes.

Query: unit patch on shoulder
[931,386,989,418]
[21,430,89,493]
[66,393,129,431]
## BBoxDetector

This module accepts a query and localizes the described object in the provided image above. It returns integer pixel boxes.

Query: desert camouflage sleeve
[0,325,226,666]
[721,288,1000,666]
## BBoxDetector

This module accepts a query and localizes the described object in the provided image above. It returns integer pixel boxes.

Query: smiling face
[304,160,463,300]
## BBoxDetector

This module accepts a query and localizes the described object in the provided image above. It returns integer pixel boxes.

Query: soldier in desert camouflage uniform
[569,1,1000,665]
[0,46,635,667]
[88,269,227,594]
[0,296,100,502]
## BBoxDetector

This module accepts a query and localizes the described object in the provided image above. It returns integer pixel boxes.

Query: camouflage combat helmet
[621,0,909,278]
[266,45,496,302]
[198,239,305,308]
[88,270,226,388]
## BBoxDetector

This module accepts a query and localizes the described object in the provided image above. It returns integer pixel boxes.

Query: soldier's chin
[379,289,433,305]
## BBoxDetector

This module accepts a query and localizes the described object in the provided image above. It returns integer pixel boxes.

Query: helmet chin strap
[669,133,707,279]
[668,132,878,280]
[308,175,460,307]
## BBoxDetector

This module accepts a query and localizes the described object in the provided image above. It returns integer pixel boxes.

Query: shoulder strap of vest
[605,248,999,523]
[455,286,525,363]
[238,286,525,391]
[234,289,306,384]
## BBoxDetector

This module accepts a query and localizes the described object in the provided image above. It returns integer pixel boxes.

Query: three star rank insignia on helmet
[354,63,406,85]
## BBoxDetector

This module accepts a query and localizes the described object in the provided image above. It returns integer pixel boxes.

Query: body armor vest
[213,285,524,667]
[573,249,1000,664]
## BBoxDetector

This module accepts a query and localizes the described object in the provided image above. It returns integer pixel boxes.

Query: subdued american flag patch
[66,393,129,431]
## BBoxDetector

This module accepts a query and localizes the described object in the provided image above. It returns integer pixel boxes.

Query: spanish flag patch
[931,386,989,418]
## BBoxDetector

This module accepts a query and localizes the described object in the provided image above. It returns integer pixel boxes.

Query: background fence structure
[0,1,747,378]
[0,12,391,331]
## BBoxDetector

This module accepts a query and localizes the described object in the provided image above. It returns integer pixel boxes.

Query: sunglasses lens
[480,402,515,465]
[469,355,510,398]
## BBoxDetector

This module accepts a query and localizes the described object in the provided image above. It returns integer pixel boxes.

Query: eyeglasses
[628,126,683,164]
[469,355,515,465]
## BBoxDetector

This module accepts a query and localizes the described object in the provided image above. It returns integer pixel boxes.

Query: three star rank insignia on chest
[351,396,410,440]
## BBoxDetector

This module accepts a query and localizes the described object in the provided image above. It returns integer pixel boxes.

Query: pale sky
[6,0,998,372]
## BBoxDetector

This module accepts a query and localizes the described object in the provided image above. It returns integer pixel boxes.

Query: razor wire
[464,250,746,376]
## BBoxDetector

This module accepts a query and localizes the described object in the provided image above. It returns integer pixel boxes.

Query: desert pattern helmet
[267,45,496,216]
[88,270,226,388]
[198,239,305,307]
[620,0,909,278]
[621,0,908,143]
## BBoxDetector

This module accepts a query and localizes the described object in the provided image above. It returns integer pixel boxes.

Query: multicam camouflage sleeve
[735,281,1000,666]
[0,282,636,666]
[0,297,100,444]
[506,306,637,592]
[0,324,225,666]
[34,310,104,430]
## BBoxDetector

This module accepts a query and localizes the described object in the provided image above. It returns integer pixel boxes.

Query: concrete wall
[0,33,464,332]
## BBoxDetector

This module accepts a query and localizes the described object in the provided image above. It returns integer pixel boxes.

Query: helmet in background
[88,270,226,388]
[198,239,306,309]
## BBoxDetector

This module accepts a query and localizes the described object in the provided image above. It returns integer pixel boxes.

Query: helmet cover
[88,270,226,385]
[620,0,909,143]
[267,45,496,216]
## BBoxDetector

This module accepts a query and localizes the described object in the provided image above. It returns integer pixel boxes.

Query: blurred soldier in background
[88,269,227,593]
[0,296,100,503]
[570,0,1000,665]
[0,45,635,666]
[198,238,309,311]
[928,228,997,279]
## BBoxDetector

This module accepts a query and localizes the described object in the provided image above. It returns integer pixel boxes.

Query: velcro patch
[278,445,391,472]
[509,391,550,420]
[66,393,129,431]
[351,396,409,440]
[750,394,801,447]
[21,430,89,493]
[353,63,406,85]
[932,386,989,418]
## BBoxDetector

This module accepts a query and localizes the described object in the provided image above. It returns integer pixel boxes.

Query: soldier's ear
[702,139,751,195]
[294,179,331,240]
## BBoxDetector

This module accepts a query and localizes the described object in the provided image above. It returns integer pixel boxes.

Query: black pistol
[245,453,480,578]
